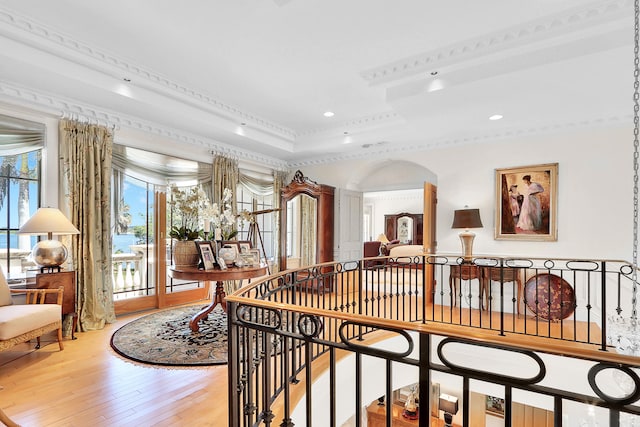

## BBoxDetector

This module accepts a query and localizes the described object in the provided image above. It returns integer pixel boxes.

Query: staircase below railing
[226,254,640,427]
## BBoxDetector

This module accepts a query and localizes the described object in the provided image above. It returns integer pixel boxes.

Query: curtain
[59,119,115,331]
[272,170,287,272]
[0,114,45,155]
[239,173,273,196]
[212,154,239,213]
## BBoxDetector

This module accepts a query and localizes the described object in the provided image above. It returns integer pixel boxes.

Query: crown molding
[360,0,632,86]
[288,114,631,168]
[297,111,403,137]
[0,79,288,169]
[0,6,297,141]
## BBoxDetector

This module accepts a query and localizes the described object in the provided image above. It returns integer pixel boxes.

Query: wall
[300,125,632,261]
[364,189,423,241]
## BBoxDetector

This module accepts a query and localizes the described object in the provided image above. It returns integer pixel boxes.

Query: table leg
[189,280,227,332]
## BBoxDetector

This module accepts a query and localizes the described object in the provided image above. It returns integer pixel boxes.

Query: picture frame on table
[238,241,252,254]
[195,241,216,270]
[249,248,261,266]
[217,256,227,270]
[494,163,558,241]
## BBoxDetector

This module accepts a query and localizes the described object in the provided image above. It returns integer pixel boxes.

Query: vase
[173,240,200,266]
[218,244,238,266]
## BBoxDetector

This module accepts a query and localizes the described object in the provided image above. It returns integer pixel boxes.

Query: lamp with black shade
[18,207,80,271]
[439,393,459,427]
[451,207,483,262]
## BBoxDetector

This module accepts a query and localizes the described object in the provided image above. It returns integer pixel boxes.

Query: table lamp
[18,207,80,270]
[377,233,390,255]
[439,393,459,427]
[451,208,483,262]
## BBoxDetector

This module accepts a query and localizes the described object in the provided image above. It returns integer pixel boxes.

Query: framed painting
[486,395,505,418]
[495,163,558,241]
[195,241,216,270]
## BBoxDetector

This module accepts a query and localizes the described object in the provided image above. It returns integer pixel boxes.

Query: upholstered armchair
[0,271,64,352]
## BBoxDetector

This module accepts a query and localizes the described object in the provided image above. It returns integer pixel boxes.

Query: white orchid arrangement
[168,184,210,240]
[201,187,240,240]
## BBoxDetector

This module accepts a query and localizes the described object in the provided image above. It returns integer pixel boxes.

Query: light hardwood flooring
[0,297,602,427]
[0,302,228,427]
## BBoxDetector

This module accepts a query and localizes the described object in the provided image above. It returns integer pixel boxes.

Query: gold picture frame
[486,395,505,418]
[495,163,558,241]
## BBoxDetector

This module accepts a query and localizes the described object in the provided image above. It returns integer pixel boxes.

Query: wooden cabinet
[280,170,335,292]
[28,271,77,338]
[385,212,423,245]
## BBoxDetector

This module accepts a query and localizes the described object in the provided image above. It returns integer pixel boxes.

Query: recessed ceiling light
[324,111,335,117]
[489,114,503,121]
[430,71,438,76]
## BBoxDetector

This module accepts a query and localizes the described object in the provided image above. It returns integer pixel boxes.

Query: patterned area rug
[110,305,227,366]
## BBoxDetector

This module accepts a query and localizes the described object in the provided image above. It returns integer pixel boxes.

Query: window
[112,173,156,299]
[236,184,275,261]
[0,150,41,275]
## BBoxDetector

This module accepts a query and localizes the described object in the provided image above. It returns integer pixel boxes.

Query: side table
[481,267,523,314]
[448,264,482,308]
[169,264,267,332]
[28,271,78,339]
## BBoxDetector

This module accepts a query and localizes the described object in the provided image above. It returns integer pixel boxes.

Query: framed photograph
[196,241,216,270]
[249,248,261,266]
[237,241,252,254]
[486,395,505,418]
[221,241,241,252]
[495,163,558,241]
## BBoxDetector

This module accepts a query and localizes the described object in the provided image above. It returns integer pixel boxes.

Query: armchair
[0,271,64,352]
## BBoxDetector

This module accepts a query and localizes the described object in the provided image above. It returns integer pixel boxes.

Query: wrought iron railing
[227,254,640,426]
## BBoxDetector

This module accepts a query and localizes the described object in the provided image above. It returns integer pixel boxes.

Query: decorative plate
[524,273,576,320]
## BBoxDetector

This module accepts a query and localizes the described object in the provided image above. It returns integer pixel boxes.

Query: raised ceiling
[0,0,634,167]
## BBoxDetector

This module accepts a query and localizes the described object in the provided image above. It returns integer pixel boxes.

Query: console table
[169,264,267,332]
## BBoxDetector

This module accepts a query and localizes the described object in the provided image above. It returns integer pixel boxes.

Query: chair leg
[57,328,64,351]
[35,337,40,350]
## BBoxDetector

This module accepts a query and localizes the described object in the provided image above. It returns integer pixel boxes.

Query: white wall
[300,125,632,261]
[364,189,423,241]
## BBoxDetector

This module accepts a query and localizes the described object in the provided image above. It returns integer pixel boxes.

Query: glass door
[112,176,209,315]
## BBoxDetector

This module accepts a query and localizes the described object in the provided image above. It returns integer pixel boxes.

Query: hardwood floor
[0,303,228,427]
[0,295,602,427]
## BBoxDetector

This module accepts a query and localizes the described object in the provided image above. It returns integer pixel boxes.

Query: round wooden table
[169,264,267,332]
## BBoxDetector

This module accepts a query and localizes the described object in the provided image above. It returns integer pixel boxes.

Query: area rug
[110,305,227,366]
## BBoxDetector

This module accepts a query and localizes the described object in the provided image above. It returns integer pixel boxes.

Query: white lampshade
[19,207,80,238]
[18,208,79,268]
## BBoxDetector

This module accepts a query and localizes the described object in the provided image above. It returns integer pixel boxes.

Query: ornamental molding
[0,6,297,140]
[0,78,629,170]
[0,79,288,169]
[297,111,403,137]
[287,114,631,168]
[360,0,632,86]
